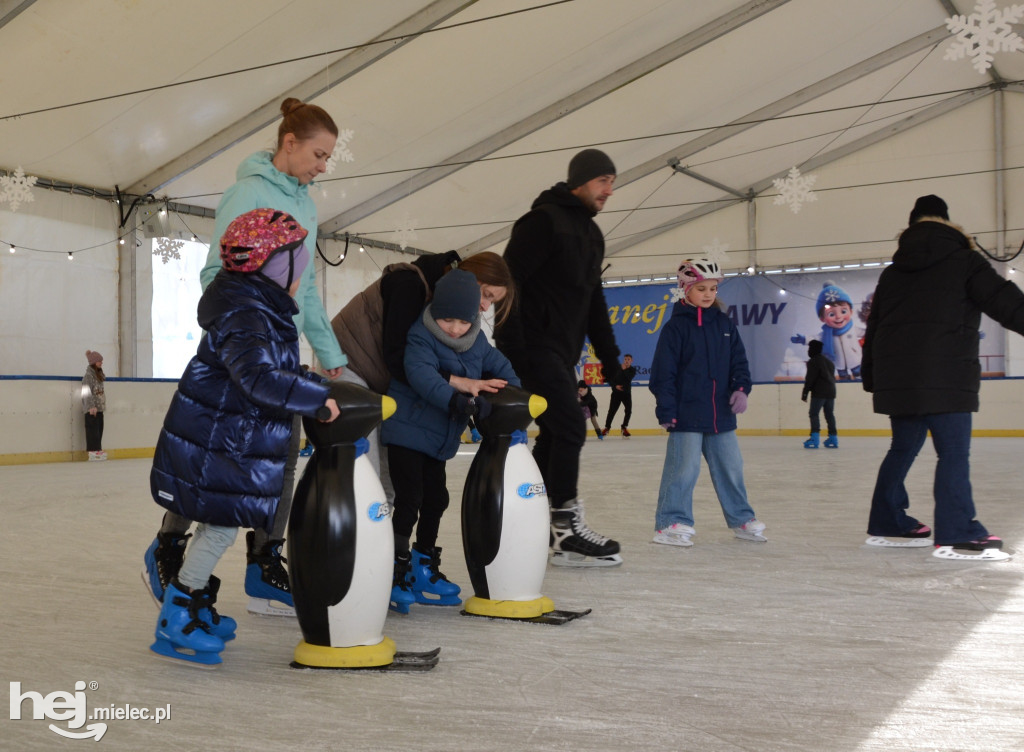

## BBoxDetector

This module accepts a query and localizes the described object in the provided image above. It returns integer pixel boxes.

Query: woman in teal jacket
[145,98,346,616]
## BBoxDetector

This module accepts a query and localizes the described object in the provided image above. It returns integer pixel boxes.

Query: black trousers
[605,390,632,429]
[388,444,449,550]
[519,355,585,507]
[85,412,104,451]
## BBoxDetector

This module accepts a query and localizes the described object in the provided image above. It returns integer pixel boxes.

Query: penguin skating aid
[460,386,590,625]
[288,382,439,671]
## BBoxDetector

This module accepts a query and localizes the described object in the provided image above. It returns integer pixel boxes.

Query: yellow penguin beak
[381,395,397,421]
[528,394,547,419]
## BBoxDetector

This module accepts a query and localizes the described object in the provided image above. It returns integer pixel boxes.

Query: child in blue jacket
[382,269,520,610]
[148,209,339,665]
[648,258,766,547]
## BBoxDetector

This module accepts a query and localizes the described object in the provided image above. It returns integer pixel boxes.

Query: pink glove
[729,390,748,414]
[660,419,676,430]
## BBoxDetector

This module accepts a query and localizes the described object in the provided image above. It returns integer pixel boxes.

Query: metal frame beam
[126,0,476,196]
[604,87,992,256]
[458,24,950,256]
[0,0,36,30]
[319,0,792,236]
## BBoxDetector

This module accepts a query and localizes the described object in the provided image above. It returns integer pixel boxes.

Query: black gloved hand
[474,394,492,421]
[449,393,477,420]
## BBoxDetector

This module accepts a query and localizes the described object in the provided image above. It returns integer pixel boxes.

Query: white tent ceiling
[3,0,1023,277]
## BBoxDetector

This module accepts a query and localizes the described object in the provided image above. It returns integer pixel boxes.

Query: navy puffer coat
[649,301,752,434]
[151,271,330,531]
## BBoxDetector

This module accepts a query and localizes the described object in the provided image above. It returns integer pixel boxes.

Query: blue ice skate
[245,531,295,616]
[409,545,462,606]
[142,531,190,604]
[150,582,226,667]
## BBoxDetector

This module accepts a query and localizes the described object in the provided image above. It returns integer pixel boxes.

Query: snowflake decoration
[772,166,817,214]
[393,215,418,251]
[944,0,1024,74]
[325,129,355,174]
[0,166,38,212]
[701,238,731,269]
[153,237,184,264]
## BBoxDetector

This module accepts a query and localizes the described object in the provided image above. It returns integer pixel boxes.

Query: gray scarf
[421,308,480,353]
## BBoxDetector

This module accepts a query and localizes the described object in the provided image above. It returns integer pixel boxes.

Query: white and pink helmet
[677,258,723,295]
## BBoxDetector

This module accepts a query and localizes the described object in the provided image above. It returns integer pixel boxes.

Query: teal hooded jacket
[200,151,347,371]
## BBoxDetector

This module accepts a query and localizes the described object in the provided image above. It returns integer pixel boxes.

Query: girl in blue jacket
[382,269,520,610]
[148,209,339,666]
[648,259,766,548]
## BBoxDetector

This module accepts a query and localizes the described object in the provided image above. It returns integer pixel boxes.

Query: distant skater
[801,339,837,449]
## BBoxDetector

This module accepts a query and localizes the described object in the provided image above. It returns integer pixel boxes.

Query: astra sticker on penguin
[367,501,391,522]
[517,482,546,499]
[791,281,863,380]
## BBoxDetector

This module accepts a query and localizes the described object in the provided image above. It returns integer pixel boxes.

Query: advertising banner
[578,270,1005,385]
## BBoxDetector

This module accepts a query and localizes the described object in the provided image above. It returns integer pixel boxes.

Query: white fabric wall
[0,191,120,376]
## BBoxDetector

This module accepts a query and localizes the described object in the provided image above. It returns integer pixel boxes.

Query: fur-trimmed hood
[893,217,978,272]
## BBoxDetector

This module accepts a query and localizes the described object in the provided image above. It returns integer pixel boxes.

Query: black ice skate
[549,500,622,568]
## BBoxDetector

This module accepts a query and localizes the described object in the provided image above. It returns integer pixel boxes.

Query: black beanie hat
[567,149,616,189]
[431,269,481,323]
[808,340,823,357]
[908,194,949,224]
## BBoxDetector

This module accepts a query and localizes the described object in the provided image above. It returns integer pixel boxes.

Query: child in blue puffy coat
[648,258,765,548]
[147,209,339,665]
[382,269,519,611]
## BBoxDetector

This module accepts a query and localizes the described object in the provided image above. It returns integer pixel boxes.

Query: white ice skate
[731,518,767,542]
[933,545,1012,562]
[865,536,932,549]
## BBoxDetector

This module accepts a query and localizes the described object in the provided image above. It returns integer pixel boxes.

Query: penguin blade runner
[291,647,441,672]
[461,608,592,626]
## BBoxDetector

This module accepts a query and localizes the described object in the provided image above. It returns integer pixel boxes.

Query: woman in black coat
[862,195,1024,551]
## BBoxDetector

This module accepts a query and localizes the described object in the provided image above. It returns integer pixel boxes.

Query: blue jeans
[867,413,988,544]
[655,431,756,530]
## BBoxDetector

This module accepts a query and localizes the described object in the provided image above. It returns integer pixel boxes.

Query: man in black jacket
[862,195,1024,556]
[497,149,623,567]
[603,354,637,437]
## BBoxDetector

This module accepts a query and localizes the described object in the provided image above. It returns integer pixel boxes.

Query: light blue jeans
[655,430,756,531]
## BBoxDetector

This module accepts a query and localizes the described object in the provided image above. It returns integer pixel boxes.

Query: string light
[67,252,74,261]
[8,244,14,254]
[118,237,125,245]
[359,244,365,253]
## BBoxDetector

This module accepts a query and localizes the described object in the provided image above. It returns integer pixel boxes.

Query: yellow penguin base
[463,595,556,619]
[292,636,396,669]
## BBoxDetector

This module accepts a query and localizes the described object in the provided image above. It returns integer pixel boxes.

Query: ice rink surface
[2,435,1022,751]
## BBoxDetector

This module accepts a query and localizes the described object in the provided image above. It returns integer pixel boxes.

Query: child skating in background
[148,209,340,665]
[801,339,838,448]
[382,269,520,611]
[577,380,604,439]
[648,258,766,547]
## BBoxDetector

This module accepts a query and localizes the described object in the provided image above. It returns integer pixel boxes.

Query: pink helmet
[677,258,722,294]
[219,208,308,274]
